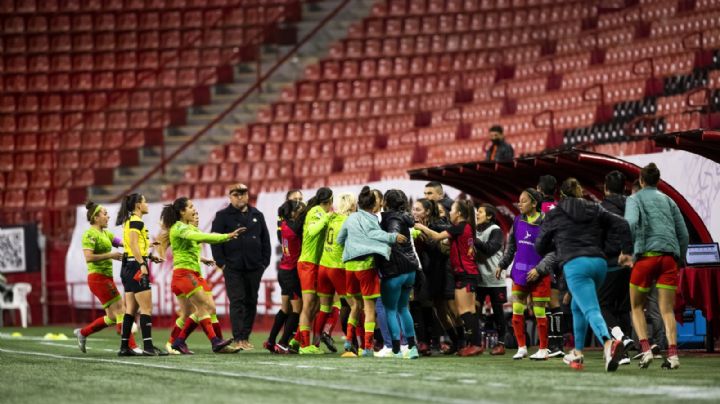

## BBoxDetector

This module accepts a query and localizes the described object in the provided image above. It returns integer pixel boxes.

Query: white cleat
[73,328,87,353]
[661,355,680,370]
[638,349,654,369]
[530,348,549,361]
[513,346,528,360]
[374,346,395,358]
[165,342,181,355]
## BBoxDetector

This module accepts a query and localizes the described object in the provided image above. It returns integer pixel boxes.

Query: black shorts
[454,274,479,294]
[278,268,301,300]
[121,261,151,293]
[443,266,456,300]
[476,286,507,304]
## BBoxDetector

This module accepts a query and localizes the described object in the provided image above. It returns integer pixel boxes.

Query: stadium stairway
[89,0,377,203]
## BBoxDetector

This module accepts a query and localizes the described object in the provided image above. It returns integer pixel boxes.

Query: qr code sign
[0,227,26,273]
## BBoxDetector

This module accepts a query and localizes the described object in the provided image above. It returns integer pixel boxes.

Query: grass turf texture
[2,327,720,404]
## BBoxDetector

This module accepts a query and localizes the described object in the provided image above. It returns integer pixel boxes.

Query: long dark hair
[278,200,304,222]
[358,186,376,210]
[160,197,190,230]
[116,193,144,226]
[453,199,477,241]
[479,203,497,224]
[383,189,408,212]
[298,187,332,226]
[417,198,441,226]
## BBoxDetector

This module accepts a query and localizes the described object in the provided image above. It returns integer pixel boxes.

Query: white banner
[66,180,458,314]
[624,150,720,243]
[0,227,26,273]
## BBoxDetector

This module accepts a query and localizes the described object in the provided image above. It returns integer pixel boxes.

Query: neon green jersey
[298,205,330,265]
[170,221,228,273]
[319,213,348,269]
[81,227,115,277]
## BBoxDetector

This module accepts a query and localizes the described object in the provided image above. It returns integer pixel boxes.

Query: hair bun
[85,201,95,211]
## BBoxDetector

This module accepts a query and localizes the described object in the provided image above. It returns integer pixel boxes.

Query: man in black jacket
[485,125,514,162]
[211,183,271,351]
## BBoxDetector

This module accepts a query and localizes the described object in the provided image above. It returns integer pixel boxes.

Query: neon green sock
[512,302,526,315]
[210,313,219,323]
[332,300,341,310]
[320,304,331,313]
[175,317,185,329]
[103,315,115,326]
[532,305,546,318]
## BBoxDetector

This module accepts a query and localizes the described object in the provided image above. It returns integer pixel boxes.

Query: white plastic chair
[0,282,32,328]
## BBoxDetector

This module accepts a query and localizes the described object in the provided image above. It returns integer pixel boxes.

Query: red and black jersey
[447,221,478,275]
[279,219,302,270]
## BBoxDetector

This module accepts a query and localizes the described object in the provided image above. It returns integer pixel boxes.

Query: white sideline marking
[0,348,488,404]
[39,341,116,353]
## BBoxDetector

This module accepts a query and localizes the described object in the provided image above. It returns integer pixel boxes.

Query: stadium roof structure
[652,129,720,165]
[408,147,713,245]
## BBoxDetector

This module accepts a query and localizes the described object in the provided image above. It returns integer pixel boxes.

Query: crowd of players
[72,161,688,372]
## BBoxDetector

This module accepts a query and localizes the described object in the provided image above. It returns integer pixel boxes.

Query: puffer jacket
[535,197,632,268]
[601,193,627,267]
[378,211,419,278]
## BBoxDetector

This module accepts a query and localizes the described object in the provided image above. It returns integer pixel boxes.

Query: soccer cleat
[440,341,455,355]
[661,355,680,370]
[637,350,654,369]
[374,346,394,358]
[165,342,181,355]
[404,346,420,359]
[237,340,254,351]
[211,338,233,353]
[320,332,337,353]
[563,350,584,370]
[132,347,144,354]
[530,348,550,361]
[288,338,300,351]
[604,339,625,372]
[619,353,631,366]
[513,346,528,360]
[142,346,169,356]
[490,343,506,355]
[171,340,193,355]
[117,347,139,357]
[263,341,276,354]
[547,346,565,358]
[299,345,324,355]
[274,343,290,354]
[218,343,242,354]
[622,337,635,349]
[73,328,87,353]
[458,345,483,357]
[359,348,374,357]
[343,341,358,356]
[417,342,431,356]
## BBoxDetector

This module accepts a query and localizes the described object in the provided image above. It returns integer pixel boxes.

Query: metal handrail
[113,0,352,202]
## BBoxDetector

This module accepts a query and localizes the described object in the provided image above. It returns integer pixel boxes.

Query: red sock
[169,324,182,344]
[668,344,678,357]
[512,314,526,347]
[323,306,340,335]
[537,317,548,349]
[178,317,199,340]
[313,311,329,338]
[356,322,365,348]
[199,318,217,341]
[212,321,223,340]
[300,329,311,348]
[293,329,301,343]
[346,323,356,343]
[116,322,122,335]
[640,339,650,352]
[128,333,138,349]
[364,330,374,350]
[81,316,110,337]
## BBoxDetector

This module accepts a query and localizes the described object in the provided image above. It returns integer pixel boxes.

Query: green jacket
[625,186,689,261]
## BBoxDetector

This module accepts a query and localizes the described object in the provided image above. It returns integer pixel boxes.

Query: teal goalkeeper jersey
[170,222,229,273]
[319,213,348,269]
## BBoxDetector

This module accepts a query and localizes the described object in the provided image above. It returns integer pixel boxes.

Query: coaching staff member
[211,183,271,351]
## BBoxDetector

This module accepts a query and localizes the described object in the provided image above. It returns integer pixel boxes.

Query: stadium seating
[158,0,720,200]
[0,0,302,235]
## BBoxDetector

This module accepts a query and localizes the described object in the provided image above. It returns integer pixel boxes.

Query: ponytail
[454,200,477,241]
[116,193,144,226]
[160,197,189,229]
[357,185,376,210]
[297,187,333,226]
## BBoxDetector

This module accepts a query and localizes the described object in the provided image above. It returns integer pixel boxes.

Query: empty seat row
[0,131,145,151]
[1,169,95,189]
[0,110,170,132]
[0,150,121,171]
[1,189,69,210]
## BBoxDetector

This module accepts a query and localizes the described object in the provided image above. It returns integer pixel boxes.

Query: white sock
[611,326,624,341]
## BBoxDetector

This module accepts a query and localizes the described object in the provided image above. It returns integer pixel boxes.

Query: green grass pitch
[2,326,720,404]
